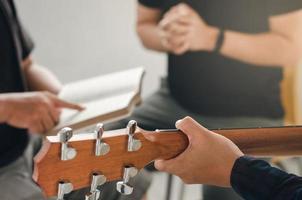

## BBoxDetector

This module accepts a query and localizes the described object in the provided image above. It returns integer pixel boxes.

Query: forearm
[0,95,11,123]
[231,156,302,200]
[23,60,62,94]
[137,23,167,52]
[220,30,301,67]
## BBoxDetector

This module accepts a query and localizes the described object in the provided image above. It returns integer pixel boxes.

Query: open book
[48,67,145,134]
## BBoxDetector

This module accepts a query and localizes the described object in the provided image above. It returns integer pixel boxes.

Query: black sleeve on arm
[231,156,302,200]
[7,0,34,60]
[267,0,302,16]
[18,25,34,60]
[138,0,163,9]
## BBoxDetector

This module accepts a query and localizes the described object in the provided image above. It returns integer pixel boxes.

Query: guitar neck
[215,126,302,156]
[151,126,302,158]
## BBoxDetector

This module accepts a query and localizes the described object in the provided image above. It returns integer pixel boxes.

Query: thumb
[176,116,209,140]
[154,159,167,172]
[154,159,175,173]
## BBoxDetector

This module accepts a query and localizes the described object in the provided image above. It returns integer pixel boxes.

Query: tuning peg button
[85,173,107,200]
[116,166,138,195]
[58,127,77,161]
[126,120,142,152]
[95,123,110,156]
[57,181,73,200]
[116,182,134,195]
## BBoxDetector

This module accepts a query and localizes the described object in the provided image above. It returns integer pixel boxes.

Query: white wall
[15,0,167,97]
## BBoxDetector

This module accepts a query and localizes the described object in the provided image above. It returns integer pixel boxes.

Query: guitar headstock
[33,120,188,199]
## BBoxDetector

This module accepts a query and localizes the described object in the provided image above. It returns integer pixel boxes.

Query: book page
[49,67,144,134]
[59,67,144,103]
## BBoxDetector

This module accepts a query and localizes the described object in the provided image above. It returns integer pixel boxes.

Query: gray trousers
[0,137,151,200]
[109,78,283,200]
[0,135,45,200]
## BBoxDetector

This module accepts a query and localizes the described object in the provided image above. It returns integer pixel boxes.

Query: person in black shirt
[0,0,86,199]
[121,0,302,199]
[0,1,152,200]
[155,116,302,200]
[137,0,302,118]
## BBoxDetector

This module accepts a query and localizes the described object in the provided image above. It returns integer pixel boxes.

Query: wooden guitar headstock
[33,121,188,198]
[34,121,302,199]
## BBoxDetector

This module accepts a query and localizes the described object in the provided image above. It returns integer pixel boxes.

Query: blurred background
[16,0,166,98]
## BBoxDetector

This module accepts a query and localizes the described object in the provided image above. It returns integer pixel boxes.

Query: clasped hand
[158,3,218,55]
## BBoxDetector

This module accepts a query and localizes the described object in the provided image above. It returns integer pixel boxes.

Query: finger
[173,42,190,55]
[159,29,170,47]
[46,92,84,111]
[161,37,172,50]
[161,29,188,54]
[48,107,61,124]
[44,95,61,123]
[154,159,168,172]
[159,17,175,29]
[175,116,208,139]
[163,5,179,19]
[177,3,193,15]
[54,98,85,111]
[154,159,179,174]
[160,6,185,28]
[155,154,187,175]
[161,15,189,29]
[167,33,187,46]
[41,111,56,132]
[174,16,192,25]
[165,21,189,35]
[29,121,44,134]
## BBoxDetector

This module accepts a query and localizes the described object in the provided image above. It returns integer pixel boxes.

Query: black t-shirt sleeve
[18,24,34,60]
[267,0,302,16]
[138,0,163,8]
[6,0,34,60]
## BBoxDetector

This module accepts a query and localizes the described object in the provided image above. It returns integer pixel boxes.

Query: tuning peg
[94,123,110,156]
[57,181,73,200]
[85,173,107,200]
[126,120,142,152]
[58,127,77,161]
[116,166,138,195]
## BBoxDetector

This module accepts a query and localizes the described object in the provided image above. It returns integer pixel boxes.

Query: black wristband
[213,28,225,54]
